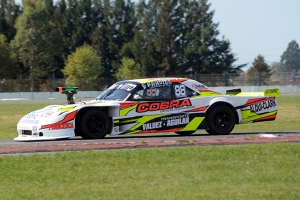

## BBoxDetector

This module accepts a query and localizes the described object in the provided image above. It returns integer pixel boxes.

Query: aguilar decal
[166,116,189,126]
[136,99,192,113]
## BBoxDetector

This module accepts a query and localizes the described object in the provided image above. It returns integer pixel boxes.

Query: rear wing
[56,87,79,105]
[226,88,280,97]
[263,88,280,98]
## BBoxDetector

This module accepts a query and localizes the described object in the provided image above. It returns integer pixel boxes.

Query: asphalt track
[1,132,300,155]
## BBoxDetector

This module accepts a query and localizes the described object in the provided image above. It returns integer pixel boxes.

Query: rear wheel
[80,109,111,139]
[206,105,235,135]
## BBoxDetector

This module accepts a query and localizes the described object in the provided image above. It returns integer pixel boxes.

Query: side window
[174,84,186,98]
[173,84,199,99]
[132,86,172,101]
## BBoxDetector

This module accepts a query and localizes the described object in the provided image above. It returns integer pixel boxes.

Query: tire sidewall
[80,109,111,139]
[206,105,235,135]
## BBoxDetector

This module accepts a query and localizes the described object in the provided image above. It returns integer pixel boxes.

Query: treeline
[1,0,244,91]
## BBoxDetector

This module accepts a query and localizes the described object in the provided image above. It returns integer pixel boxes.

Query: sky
[15,0,300,71]
[209,0,300,70]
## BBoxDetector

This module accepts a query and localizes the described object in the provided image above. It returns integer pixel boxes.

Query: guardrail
[1,85,299,100]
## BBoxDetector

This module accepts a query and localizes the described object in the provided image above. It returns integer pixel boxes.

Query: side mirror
[55,87,79,105]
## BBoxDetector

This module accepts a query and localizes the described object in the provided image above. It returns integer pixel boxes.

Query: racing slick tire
[80,109,112,139]
[175,131,195,136]
[206,105,235,135]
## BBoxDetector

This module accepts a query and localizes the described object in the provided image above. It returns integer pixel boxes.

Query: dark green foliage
[10,0,64,91]
[2,0,245,85]
[247,55,272,85]
[280,40,300,71]
[0,0,22,41]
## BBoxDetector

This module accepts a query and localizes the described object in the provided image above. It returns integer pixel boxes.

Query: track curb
[1,134,300,155]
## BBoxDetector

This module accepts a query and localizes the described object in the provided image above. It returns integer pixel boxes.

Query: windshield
[96,82,138,101]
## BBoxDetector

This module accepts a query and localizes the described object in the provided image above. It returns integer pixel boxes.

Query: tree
[10,0,63,91]
[247,55,272,85]
[114,57,142,81]
[0,34,17,79]
[181,0,242,74]
[122,0,242,77]
[121,0,159,77]
[91,0,137,76]
[62,44,104,89]
[280,40,300,71]
[152,0,181,75]
[0,0,22,41]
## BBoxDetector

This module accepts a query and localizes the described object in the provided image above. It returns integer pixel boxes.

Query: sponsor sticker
[250,98,277,114]
[48,122,74,130]
[265,89,279,95]
[114,126,119,132]
[41,111,53,117]
[141,80,172,89]
[19,118,40,124]
[191,84,207,90]
[142,114,190,130]
[109,83,136,91]
[136,99,192,113]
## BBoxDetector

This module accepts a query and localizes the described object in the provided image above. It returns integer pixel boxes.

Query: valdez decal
[250,98,277,114]
[142,122,162,130]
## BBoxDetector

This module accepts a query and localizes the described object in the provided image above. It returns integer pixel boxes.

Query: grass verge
[0,143,299,199]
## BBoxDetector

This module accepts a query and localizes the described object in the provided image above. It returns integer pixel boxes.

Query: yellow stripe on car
[176,117,205,132]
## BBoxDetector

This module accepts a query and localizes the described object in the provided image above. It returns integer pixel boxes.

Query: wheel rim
[86,114,107,137]
[212,110,232,131]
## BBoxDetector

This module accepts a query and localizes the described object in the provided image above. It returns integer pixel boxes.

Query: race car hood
[14,99,121,141]
[18,99,121,122]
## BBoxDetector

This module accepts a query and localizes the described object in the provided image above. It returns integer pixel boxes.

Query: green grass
[0,143,300,199]
[0,96,300,140]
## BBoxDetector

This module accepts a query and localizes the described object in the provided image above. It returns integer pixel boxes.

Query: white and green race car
[14,78,280,141]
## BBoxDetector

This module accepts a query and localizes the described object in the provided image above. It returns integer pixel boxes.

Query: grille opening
[22,130,32,135]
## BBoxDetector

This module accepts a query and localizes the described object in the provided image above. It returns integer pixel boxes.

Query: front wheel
[80,109,111,139]
[206,105,236,135]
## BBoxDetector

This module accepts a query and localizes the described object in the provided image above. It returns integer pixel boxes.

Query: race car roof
[127,77,189,84]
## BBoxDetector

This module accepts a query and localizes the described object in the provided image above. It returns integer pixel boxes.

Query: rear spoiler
[55,87,79,105]
[226,88,280,98]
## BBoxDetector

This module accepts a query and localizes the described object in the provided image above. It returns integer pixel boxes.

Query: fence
[0,72,299,92]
